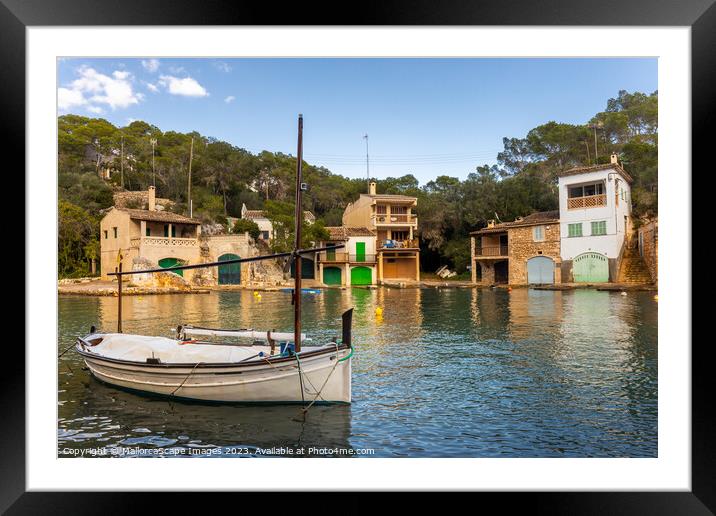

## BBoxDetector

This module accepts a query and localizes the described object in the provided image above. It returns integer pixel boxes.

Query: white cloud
[62,66,143,111]
[58,87,85,109]
[159,75,209,97]
[141,59,160,73]
[87,105,105,114]
[146,82,159,93]
[224,95,235,103]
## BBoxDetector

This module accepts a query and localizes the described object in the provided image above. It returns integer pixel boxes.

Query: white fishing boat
[76,315,353,404]
[75,114,353,404]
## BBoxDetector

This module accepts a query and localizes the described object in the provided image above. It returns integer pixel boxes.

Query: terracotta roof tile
[119,208,201,225]
[470,210,560,235]
[324,226,376,240]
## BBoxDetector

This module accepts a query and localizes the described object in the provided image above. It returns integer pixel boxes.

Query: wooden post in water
[117,261,123,333]
[293,114,304,352]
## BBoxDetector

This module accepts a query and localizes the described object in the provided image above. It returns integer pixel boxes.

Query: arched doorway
[351,266,373,286]
[158,257,185,277]
[218,253,241,285]
[527,256,555,284]
[573,252,609,282]
[323,266,342,285]
[290,257,315,279]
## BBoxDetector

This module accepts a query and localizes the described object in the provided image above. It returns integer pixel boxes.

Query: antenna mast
[363,133,370,191]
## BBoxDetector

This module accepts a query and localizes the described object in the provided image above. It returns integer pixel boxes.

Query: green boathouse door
[323,266,342,285]
[573,252,609,283]
[351,266,372,285]
[218,253,241,285]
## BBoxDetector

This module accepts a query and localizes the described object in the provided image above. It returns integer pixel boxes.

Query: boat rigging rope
[170,362,203,396]
[299,344,343,414]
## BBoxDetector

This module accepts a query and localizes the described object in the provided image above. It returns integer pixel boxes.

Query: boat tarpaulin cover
[86,334,326,364]
[89,334,267,364]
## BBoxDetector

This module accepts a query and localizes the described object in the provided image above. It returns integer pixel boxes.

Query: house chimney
[369,181,377,195]
[610,153,619,165]
[487,219,495,228]
[147,186,156,211]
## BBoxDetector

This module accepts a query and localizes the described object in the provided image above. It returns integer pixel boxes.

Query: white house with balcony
[557,154,633,282]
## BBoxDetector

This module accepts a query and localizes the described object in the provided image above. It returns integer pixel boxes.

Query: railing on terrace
[317,251,349,262]
[130,236,199,248]
[349,254,376,263]
[373,213,418,224]
[379,239,419,249]
[475,245,509,257]
[567,194,607,210]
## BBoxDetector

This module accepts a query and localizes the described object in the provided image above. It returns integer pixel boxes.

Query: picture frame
[6,0,711,510]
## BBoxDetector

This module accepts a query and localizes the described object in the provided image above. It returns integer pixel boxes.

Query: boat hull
[80,346,352,404]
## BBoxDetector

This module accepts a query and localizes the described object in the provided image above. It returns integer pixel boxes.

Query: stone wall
[507,223,561,285]
[638,219,658,284]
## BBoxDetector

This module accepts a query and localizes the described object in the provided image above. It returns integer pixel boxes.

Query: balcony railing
[130,236,199,248]
[567,194,607,210]
[373,214,418,225]
[379,239,419,250]
[349,254,376,263]
[475,245,508,257]
[317,251,349,262]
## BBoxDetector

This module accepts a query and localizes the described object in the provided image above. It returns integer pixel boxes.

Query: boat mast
[293,114,304,352]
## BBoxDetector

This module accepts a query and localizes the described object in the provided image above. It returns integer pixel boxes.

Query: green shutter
[568,223,582,237]
[163,225,169,237]
[171,225,176,238]
[355,242,366,262]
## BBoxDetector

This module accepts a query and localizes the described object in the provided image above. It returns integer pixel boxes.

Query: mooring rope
[299,344,343,414]
[170,362,203,396]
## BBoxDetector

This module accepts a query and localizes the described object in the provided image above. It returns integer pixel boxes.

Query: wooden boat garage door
[351,266,372,285]
[158,257,184,277]
[218,253,241,285]
[323,266,342,285]
[527,256,554,284]
[573,252,608,283]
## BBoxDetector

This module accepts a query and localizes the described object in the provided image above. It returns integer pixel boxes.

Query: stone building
[470,211,561,285]
[100,186,271,286]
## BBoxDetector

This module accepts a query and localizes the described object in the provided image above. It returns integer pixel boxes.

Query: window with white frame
[532,225,545,242]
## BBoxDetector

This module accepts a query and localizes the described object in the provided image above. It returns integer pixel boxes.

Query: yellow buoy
[253,290,259,296]
[375,307,383,317]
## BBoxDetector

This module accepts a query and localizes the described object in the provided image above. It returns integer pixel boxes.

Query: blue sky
[57,58,657,183]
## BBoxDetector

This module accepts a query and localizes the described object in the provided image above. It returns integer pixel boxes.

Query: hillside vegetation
[58,90,657,277]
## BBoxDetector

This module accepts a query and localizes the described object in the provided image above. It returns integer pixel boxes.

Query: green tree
[232,219,261,240]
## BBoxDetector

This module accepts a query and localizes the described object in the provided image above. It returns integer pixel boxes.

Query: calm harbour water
[58,287,657,458]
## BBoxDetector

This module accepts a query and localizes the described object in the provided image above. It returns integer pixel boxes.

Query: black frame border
[6,0,713,512]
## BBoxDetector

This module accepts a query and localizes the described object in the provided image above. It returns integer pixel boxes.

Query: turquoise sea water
[58,287,657,457]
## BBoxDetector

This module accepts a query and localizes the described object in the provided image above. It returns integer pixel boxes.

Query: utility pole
[120,134,124,188]
[363,133,370,191]
[150,137,157,187]
[188,137,194,218]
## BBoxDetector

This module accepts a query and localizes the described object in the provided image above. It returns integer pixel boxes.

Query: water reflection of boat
[75,115,354,405]
[63,375,353,455]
